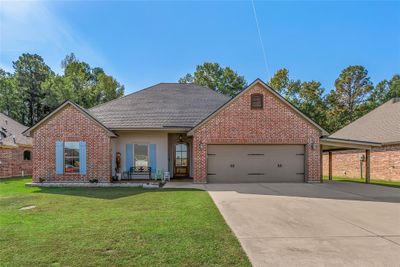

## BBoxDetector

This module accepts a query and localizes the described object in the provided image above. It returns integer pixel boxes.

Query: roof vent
[1,126,7,132]
[5,119,7,125]
[12,135,16,144]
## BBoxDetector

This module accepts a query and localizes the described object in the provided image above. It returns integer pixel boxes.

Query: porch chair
[154,169,163,181]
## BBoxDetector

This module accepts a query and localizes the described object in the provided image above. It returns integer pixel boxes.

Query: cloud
[0,1,109,73]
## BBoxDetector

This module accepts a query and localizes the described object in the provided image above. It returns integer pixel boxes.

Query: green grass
[323,176,400,189]
[0,178,250,267]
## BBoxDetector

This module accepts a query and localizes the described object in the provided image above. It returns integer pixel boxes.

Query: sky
[0,0,399,95]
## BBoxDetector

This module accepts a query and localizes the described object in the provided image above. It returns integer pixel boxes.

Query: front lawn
[0,178,250,266]
[323,176,400,189]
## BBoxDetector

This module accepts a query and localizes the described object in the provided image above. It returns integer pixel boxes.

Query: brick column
[192,136,207,183]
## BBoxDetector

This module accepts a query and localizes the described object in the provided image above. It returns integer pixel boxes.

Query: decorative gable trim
[22,101,117,137]
[188,78,329,136]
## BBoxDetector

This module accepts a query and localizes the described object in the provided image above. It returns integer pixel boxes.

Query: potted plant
[116,152,122,180]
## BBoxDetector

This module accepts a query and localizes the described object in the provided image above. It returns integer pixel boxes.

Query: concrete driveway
[170,181,400,266]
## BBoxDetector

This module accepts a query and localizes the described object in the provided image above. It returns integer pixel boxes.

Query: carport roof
[321,136,381,152]
[330,98,400,145]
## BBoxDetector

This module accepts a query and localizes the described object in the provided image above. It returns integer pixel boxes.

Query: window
[175,143,188,167]
[64,142,80,173]
[134,144,148,167]
[23,150,31,160]
[251,94,263,109]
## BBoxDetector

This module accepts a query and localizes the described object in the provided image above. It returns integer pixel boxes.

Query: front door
[174,143,189,177]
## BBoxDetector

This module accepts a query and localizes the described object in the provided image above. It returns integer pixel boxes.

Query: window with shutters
[251,94,263,109]
[64,142,80,173]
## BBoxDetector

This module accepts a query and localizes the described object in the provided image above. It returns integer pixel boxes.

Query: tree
[60,54,124,108]
[1,53,125,126]
[61,54,94,108]
[91,68,124,104]
[179,62,246,97]
[0,69,22,120]
[369,74,400,109]
[326,65,373,131]
[268,68,328,130]
[13,54,53,126]
[298,81,328,130]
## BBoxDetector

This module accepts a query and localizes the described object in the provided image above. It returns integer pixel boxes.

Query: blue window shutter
[149,144,157,177]
[55,141,64,174]
[79,141,87,175]
[126,144,133,171]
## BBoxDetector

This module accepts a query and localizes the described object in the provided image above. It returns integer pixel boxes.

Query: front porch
[112,130,193,182]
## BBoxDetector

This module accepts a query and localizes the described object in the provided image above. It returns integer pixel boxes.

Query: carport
[320,137,381,183]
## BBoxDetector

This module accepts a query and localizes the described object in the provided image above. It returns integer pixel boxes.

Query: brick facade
[32,104,112,182]
[323,144,400,181]
[0,146,32,178]
[192,82,322,183]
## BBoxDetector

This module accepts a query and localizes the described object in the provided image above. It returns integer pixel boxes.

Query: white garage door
[207,145,305,183]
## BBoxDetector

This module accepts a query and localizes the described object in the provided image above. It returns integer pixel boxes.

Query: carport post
[328,152,333,180]
[365,149,371,184]
[320,145,323,183]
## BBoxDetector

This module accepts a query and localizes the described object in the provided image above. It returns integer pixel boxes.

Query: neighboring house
[323,98,400,181]
[24,79,376,184]
[0,113,32,178]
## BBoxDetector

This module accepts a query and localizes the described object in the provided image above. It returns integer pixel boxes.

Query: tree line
[1,55,398,133]
[0,53,124,127]
[180,63,400,133]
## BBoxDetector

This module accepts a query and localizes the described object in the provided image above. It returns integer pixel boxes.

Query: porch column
[328,151,333,180]
[365,149,371,184]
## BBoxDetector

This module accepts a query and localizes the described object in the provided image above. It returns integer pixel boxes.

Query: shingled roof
[89,83,231,129]
[330,98,400,144]
[0,113,32,147]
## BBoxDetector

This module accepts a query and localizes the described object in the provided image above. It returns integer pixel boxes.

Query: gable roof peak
[188,78,328,135]
[22,100,116,137]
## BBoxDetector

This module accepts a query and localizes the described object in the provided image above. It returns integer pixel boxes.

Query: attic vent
[251,94,264,109]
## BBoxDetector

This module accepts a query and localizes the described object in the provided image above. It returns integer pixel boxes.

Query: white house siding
[115,131,169,174]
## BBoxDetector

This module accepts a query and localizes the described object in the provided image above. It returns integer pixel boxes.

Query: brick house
[323,98,400,181]
[24,79,378,184]
[0,113,32,178]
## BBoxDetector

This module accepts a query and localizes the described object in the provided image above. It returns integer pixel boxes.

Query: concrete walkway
[166,181,400,266]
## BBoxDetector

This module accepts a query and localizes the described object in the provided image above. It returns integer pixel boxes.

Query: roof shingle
[89,83,230,129]
[330,98,400,144]
[0,113,32,147]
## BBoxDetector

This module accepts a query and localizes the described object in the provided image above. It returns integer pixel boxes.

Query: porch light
[199,143,205,150]
[311,143,318,150]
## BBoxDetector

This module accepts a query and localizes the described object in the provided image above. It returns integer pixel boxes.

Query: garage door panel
[207,145,304,183]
